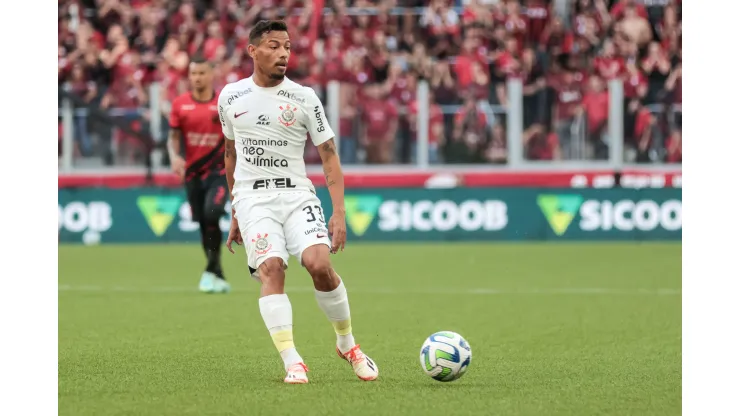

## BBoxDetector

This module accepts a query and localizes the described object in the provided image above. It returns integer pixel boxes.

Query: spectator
[407,95,445,164]
[525,124,561,161]
[641,42,671,104]
[552,66,583,160]
[580,74,609,159]
[521,48,546,130]
[484,122,508,164]
[360,83,399,164]
[618,3,653,48]
[447,94,488,163]
[57,0,682,167]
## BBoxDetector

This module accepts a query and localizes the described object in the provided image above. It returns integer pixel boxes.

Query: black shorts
[185,173,228,223]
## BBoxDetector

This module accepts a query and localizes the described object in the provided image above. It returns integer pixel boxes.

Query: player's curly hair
[249,20,289,45]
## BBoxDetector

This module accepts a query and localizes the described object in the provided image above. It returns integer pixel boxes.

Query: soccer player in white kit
[219,20,378,384]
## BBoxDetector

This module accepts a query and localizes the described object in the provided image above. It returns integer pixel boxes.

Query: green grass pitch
[59,243,681,415]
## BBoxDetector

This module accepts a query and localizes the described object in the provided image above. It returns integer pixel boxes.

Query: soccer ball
[419,331,472,382]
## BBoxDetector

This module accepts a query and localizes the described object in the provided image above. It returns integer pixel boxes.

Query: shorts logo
[252,233,272,255]
[278,105,297,127]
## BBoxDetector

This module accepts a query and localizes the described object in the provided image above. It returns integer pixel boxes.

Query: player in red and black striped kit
[167,55,230,294]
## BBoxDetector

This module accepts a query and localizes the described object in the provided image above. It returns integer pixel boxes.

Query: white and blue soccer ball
[419,331,472,382]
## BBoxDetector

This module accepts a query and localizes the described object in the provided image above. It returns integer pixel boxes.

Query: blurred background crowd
[58,0,682,167]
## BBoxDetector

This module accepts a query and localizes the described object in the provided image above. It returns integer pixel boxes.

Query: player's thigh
[185,179,206,222]
[284,193,331,265]
[234,197,289,276]
[203,175,228,222]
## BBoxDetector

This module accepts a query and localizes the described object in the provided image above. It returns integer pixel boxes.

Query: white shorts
[234,191,331,280]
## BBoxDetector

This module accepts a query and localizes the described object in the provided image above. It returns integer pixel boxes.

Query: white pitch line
[57,285,680,296]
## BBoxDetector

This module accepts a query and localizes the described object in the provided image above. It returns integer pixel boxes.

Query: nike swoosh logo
[234,111,248,118]
[317,234,325,238]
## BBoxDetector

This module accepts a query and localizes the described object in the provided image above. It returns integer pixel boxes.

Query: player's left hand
[328,210,347,253]
[226,217,242,254]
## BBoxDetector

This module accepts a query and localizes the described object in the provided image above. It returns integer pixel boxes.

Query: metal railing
[58,79,681,172]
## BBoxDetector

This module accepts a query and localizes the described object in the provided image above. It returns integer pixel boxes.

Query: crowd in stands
[58,0,682,166]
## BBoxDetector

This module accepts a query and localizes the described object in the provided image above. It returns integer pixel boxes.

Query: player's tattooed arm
[318,138,347,252]
[320,140,337,187]
[318,138,345,207]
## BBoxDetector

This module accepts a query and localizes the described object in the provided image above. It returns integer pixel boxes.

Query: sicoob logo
[537,194,584,236]
[345,195,384,237]
[137,196,183,237]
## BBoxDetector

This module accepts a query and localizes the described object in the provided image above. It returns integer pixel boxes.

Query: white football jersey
[217,76,335,202]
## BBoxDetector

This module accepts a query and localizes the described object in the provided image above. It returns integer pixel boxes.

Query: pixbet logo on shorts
[537,194,682,235]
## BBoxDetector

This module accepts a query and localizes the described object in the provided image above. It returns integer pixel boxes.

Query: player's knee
[259,258,286,281]
[303,253,332,281]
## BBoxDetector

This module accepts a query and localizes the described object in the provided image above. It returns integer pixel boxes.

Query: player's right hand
[171,156,186,178]
[226,217,242,254]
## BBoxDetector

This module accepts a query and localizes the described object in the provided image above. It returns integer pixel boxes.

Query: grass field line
[57,284,681,296]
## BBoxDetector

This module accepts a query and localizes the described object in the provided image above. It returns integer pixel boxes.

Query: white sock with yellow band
[258,294,304,370]
[314,278,356,354]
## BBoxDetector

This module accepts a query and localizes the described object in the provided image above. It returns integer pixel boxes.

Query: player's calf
[257,257,306,380]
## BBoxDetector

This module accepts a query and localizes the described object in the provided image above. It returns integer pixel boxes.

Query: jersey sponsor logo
[252,178,297,190]
[257,115,270,126]
[537,194,683,235]
[234,111,248,118]
[218,105,226,127]
[187,132,222,147]
[244,152,288,167]
[251,233,272,255]
[181,104,195,111]
[314,106,326,133]
[242,138,288,147]
[277,89,306,104]
[304,226,328,236]
[226,88,252,105]
[278,105,298,127]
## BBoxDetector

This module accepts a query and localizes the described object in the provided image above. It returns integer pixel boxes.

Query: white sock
[314,278,356,354]
[258,294,304,370]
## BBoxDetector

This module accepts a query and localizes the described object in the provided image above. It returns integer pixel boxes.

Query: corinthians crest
[252,233,272,255]
[278,105,298,127]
